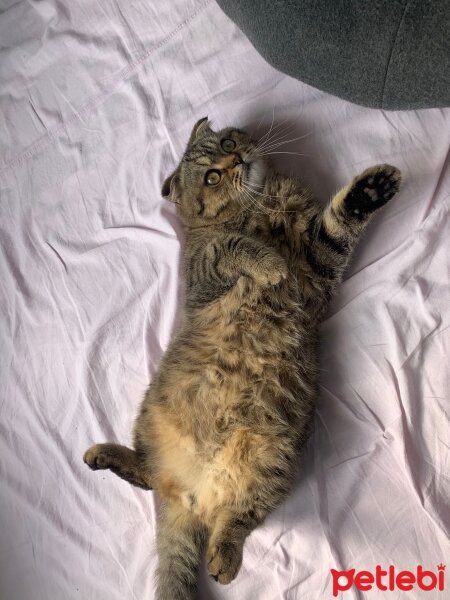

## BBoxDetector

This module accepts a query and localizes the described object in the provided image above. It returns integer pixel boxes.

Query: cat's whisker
[255,112,299,155]
[225,178,252,213]
[239,186,276,217]
[243,182,292,200]
[255,131,312,154]
[255,129,297,156]
[249,113,269,138]
[256,151,310,158]
[257,118,296,142]
[243,177,291,196]
[240,183,297,214]
[256,120,295,150]
[236,182,267,215]
[257,106,276,146]
[255,123,312,153]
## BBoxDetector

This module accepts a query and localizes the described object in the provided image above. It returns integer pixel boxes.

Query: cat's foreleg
[187,235,287,305]
[323,163,401,242]
[216,235,288,286]
[302,164,401,300]
[83,443,152,490]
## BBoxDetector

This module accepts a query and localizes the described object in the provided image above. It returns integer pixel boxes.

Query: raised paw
[345,164,401,218]
[207,540,243,585]
[253,252,288,286]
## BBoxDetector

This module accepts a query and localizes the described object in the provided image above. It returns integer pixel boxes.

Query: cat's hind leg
[206,507,263,584]
[83,443,152,490]
[156,501,207,600]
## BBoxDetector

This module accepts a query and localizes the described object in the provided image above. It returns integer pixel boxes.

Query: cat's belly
[148,345,306,524]
[150,397,292,526]
[183,428,276,522]
[145,281,314,524]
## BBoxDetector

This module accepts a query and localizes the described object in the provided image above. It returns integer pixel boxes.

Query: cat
[83,117,401,599]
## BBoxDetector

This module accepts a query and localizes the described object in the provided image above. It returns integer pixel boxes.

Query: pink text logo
[331,564,445,597]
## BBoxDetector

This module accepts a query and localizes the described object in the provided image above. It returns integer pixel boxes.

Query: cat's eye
[221,139,236,153]
[205,170,222,186]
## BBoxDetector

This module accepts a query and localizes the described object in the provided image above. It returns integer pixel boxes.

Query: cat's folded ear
[188,116,212,145]
[161,167,181,203]
[162,116,212,201]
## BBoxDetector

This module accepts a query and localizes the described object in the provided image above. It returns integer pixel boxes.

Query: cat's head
[162,118,267,226]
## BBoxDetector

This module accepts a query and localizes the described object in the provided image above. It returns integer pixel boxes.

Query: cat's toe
[207,540,242,585]
[83,445,109,470]
[265,266,287,286]
[362,165,401,202]
[255,254,288,286]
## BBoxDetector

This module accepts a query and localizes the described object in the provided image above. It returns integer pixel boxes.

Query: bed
[0,1,449,599]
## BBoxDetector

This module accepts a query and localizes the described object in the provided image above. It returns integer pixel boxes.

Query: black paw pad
[345,166,401,219]
[84,454,102,470]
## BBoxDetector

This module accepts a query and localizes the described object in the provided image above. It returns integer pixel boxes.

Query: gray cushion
[216,0,450,110]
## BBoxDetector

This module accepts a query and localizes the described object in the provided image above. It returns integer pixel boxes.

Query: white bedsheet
[0,1,449,599]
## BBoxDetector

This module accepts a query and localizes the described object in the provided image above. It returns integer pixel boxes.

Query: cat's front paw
[252,252,288,286]
[207,539,243,585]
[345,164,401,218]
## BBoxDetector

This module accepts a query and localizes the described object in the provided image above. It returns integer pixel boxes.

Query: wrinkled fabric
[0,1,448,599]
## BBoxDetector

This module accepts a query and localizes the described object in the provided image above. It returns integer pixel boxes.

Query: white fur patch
[246,158,266,189]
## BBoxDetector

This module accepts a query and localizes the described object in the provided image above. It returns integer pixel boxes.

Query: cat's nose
[219,153,243,170]
[232,154,243,168]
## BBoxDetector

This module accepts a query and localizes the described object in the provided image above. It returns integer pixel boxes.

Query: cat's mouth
[241,159,251,178]
[235,160,253,190]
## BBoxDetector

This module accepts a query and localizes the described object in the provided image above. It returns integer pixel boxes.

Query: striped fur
[84,118,401,598]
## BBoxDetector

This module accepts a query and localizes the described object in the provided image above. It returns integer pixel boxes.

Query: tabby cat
[83,117,401,599]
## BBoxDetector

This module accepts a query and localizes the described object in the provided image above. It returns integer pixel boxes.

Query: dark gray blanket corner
[216,0,450,110]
